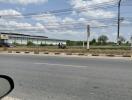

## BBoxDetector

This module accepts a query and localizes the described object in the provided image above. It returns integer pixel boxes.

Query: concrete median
[0,50,131,59]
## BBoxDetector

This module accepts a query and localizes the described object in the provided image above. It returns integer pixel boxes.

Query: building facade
[0,33,66,45]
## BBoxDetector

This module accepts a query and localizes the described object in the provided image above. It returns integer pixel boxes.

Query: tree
[126,41,130,45]
[90,38,97,45]
[27,41,35,46]
[118,36,125,45]
[98,35,108,45]
[40,42,47,46]
[76,41,83,46]
[66,40,76,46]
[12,42,19,46]
[130,36,132,46]
[130,36,132,42]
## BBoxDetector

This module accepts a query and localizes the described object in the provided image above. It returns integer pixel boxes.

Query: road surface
[0,54,132,100]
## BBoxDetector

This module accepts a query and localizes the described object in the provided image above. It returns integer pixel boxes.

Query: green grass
[1,46,131,55]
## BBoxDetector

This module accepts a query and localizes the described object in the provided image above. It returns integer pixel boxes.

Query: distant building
[0,32,66,45]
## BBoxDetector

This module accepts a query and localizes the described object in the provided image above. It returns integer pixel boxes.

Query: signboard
[0,34,9,39]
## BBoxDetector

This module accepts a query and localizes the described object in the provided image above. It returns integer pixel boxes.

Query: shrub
[27,41,35,46]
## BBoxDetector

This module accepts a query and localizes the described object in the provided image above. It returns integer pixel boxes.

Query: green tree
[12,42,19,46]
[126,41,130,46]
[66,40,75,46]
[98,35,108,45]
[76,41,83,46]
[90,39,96,45]
[130,36,132,42]
[40,42,47,46]
[118,36,125,45]
[27,41,35,46]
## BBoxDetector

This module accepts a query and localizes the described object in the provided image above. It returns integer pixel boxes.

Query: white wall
[7,38,66,45]
[21,40,27,44]
[32,39,38,44]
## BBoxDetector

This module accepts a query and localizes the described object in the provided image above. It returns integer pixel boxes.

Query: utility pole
[117,0,122,45]
[130,36,132,52]
[130,35,132,58]
[83,41,85,48]
[87,25,90,50]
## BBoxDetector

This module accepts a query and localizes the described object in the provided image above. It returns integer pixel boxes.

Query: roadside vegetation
[0,35,131,55]
[67,35,131,47]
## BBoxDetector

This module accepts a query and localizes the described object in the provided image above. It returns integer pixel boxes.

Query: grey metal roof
[0,32,48,38]
[0,32,67,42]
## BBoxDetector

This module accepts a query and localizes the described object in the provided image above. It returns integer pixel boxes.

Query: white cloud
[9,21,32,28]
[0,9,47,31]
[121,20,131,25]
[33,12,106,31]
[45,30,85,40]
[70,0,117,18]
[90,20,105,26]
[70,0,118,8]
[34,13,61,23]
[81,9,116,18]
[0,8,115,40]
[70,0,91,8]
[0,18,47,32]
[78,17,105,26]
[0,0,48,5]
[62,17,75,23]
[0,19,29,29]
[61,17,76,29]
[92,0,118,4]
[34,13,61,29]
[35,23,47,32]
[0,9,22,17]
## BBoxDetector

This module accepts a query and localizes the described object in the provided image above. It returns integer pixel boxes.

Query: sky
[0,0,131,42]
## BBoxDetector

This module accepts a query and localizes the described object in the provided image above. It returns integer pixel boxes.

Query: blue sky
[0,0,131,42]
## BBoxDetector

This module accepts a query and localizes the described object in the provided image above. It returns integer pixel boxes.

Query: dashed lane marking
[35,62,88,68]
[2,97,21,100]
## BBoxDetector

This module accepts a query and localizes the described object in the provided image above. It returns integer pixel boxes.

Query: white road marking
[35,62,88,68]
[2,97,21,100]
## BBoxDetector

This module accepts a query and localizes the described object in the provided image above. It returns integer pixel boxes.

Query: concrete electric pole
[87,25,90,50]
[83,41,85,48]
[130,36,132,52]
[117,0,122,45]
[130,36,132,58]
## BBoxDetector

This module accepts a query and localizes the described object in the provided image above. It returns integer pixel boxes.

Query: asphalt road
[0,54,132,100]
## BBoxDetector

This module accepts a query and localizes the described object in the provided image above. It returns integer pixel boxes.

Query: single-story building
[0,32,67,45]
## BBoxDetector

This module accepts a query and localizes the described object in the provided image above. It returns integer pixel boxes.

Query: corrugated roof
[0,32,67,41]
[0,32,48,38]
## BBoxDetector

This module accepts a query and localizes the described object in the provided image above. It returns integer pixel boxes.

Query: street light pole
[117,0,122,45]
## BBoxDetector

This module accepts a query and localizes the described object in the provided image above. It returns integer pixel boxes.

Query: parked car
[0,43,14,47]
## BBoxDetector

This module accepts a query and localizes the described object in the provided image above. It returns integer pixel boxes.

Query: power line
[0,15,132,29]
[0,0,118,19]
[0,16,132,30]
[0,0,130,20]
[0,18,117,29]
[0,23,131,32]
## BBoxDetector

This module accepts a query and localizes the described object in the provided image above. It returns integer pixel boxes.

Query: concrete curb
[1,51,132,58]
[66,53,72,55]
[25,51,30,54]
[91,54,99,56]
[54,52,61,55]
